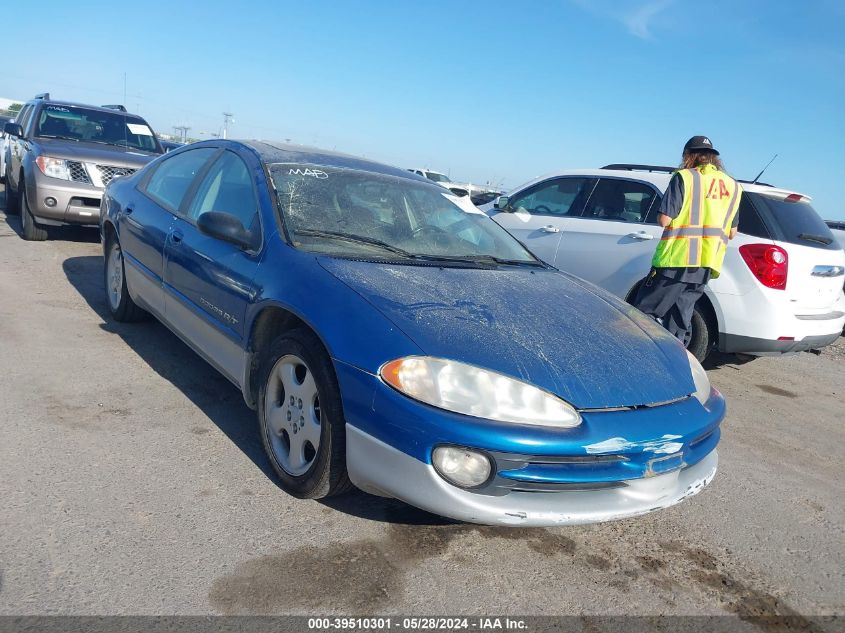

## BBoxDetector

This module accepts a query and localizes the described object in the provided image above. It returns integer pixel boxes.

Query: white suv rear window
[748,193,839,251]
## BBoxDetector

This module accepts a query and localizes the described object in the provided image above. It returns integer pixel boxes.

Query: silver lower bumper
[28,176,102,226]
[346,425,718,527]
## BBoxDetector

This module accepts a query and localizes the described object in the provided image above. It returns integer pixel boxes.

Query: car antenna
[752,154,778,184]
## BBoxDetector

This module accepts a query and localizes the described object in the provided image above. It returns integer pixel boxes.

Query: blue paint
[102,139,725,502]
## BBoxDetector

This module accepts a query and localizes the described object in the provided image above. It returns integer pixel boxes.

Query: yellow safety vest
[652,164,742,277]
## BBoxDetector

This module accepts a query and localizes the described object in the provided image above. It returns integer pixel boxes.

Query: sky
[3,0,845,219]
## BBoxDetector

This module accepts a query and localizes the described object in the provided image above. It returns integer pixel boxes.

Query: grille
[96,164,136,186]
[67,161,91,184]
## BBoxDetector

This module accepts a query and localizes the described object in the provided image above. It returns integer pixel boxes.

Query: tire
[686,305,712,362]
[258,328,353,499]
[20,184,47,241]
[4,168,19,215]
[104,237,148,322]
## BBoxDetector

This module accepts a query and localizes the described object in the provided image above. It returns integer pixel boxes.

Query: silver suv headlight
[35,156,73,181]
[686,349,712,405]
[379,356,581,428]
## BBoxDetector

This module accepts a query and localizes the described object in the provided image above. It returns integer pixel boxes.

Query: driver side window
[509,177,596,216]
[186,150,259,232]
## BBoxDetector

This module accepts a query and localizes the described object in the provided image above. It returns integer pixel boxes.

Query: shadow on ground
[61,254,444,526]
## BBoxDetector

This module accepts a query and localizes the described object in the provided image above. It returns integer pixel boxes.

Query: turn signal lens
[380,356,581,428]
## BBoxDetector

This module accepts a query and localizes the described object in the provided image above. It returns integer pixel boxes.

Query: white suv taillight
[739,243,788,290]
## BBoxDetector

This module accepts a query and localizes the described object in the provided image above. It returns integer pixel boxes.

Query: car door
[554,177,662,298]
[163,149,263,386]
[488,177,597,265]
[123,147,218,316]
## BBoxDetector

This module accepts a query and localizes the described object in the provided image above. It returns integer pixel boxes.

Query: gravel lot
[0,184,843,620]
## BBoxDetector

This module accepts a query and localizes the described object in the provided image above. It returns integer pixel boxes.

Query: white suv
[483,164,845,361]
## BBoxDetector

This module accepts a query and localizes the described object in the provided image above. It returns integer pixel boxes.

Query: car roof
[242,140,427,182]
[29,98,148,120]
[508,167,811,201]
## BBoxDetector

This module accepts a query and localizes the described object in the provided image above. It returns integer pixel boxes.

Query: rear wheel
[104,237,148,322]
[258,328,352,499]
[21,184,47,241]
[687,305,712,362]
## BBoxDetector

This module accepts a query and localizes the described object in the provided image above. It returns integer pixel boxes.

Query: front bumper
[347,425,718,526]
[335,361,724,526]
[27,171,103,226]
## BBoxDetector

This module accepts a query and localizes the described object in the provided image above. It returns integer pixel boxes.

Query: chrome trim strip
[795,311,845,321]
[810,265,845,278]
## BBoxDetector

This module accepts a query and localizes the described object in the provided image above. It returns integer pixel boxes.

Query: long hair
[681,150,724,171]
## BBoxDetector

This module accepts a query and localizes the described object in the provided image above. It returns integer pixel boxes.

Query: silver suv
[3,93,163,240]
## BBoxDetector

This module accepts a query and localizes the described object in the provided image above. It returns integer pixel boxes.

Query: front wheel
[21,185,47,241]
[258,329,352,499]
[4,168,19,215]
[104,237,148,322]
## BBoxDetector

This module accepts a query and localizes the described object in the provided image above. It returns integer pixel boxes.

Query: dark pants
[634,271,706,345]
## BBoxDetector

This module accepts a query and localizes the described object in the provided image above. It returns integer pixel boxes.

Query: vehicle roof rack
[602,163,677,173]
[101,104,127,112]
[34,92,50,100]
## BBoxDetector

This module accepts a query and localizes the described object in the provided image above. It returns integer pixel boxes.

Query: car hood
[35,138,160,167]
[319,259,696,410]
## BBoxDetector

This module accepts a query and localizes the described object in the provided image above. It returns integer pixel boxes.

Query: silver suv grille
[97,165,136,186]
[67,161,92,184]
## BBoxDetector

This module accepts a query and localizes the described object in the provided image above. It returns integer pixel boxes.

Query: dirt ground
[0,186,843,623]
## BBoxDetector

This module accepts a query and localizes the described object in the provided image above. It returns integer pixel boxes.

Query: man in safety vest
[634,136,742,347]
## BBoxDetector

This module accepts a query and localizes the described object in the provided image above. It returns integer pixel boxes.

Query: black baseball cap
[684,135,719,155]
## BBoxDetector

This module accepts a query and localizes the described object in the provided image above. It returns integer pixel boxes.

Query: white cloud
[571,0,675,40]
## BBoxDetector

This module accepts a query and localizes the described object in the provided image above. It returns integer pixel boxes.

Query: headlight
[432,446,492,488]
[379,356,581,428]
[686,350,711,405]
[35,156,73,180]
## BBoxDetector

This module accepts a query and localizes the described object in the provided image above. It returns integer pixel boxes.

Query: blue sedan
[100,140,724,526]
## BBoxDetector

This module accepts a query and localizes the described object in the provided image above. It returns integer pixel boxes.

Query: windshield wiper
[415,254,545,267]
[798,233,833,245]
[293,229,415,258]
[37,134,80,142]
[294,230,544,267]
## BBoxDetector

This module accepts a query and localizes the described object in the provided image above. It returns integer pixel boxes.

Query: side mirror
[197,211,256,250]
[493,195,509,210]
[4,122,23,138]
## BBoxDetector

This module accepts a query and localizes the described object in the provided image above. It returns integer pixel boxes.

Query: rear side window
[737,196,771,239]
[749,192,840,250]
[142,148,217,212]
[582,178,659,223]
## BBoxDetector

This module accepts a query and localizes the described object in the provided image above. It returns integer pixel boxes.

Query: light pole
[222,112,234,139]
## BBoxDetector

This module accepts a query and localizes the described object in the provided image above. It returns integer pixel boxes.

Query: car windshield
[270,164,539,265]
[426,172,451,183]
[34,104,161,153]
[749,192,840,251]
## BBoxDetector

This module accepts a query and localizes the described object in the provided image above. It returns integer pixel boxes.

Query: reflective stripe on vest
[652,165,742,276]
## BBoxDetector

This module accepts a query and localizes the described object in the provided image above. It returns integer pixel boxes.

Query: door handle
[540,225,560,233]
[171,230,183,245]
[627,231,653,240]
[124,204,134,215]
